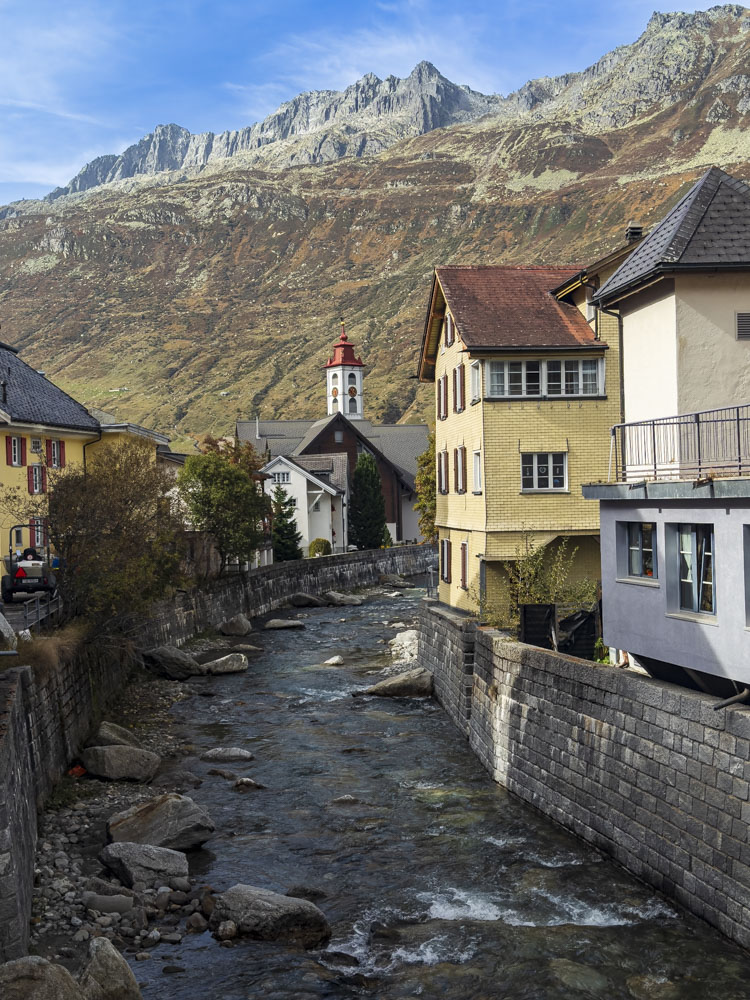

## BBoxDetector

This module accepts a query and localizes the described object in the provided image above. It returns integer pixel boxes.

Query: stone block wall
[419,599,750,951]
[418,598,476,735]
[0,544,434,961]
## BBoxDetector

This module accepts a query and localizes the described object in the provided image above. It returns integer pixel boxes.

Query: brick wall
[419,600,750,950]
[0,544,435,961]
[418,598,475,734]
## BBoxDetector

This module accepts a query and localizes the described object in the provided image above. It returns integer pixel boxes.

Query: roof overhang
[262,455,337,495]
[101,423,170,445]
[417,271,446,383]
[463,343,608,355]
[595,262,750,308]
[0,420,100,438]
[552,238,645,300]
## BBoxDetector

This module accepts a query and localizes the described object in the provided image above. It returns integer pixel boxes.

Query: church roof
[596,167,750,304]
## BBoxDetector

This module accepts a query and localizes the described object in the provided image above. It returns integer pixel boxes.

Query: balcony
[610,403,750,483]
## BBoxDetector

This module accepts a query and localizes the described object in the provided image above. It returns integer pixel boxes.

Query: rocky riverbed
[19,579,750,999]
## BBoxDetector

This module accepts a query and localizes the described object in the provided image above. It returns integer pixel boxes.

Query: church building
[237,325,428,550]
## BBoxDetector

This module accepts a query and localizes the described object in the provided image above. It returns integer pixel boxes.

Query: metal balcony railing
[610,403,750,483]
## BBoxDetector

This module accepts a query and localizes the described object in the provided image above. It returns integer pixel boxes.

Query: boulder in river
[379,573,413,588]
[389,630,419,664]
[80,891,134,914]
[353,667,433,698]
[324,655,344,665]
[0,956,82,1000]
[78,937,144,1000]
[206,652,248,674]
[100,842,189,887]
[219,614,253,636]
[142,645,207,680]
[264,618,305,629]
[234,777,266,791]
[209,884,331,948]
[201,747,254,762]
[323,591,363,606]
[86,721,139,748]
[289,592,327,607]
[107,793,215,849]
[80,745,160,783]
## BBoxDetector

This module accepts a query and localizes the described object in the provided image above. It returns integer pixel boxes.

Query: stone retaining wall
[418,598,475,734]
[0,544,434,961]
[419,599,750,951]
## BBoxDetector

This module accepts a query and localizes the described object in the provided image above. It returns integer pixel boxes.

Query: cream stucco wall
[675,273,750,413]
[621,288,678,423]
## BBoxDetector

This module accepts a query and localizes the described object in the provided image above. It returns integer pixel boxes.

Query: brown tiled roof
[435,265,595,351]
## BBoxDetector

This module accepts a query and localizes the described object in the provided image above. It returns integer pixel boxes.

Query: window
[438,450,449,494]
[453,365,465,412]
[312,499,321,512]
[31,437,42,454]
[348,373,357,386]
[440,538,452,582]
[627,522,656,578]
[272,471,290,484]
[348,397,357,414]
[470,362,481,402]
[473,451,482,492]
[6,435,23,467]
[460,541,468,590]
[437,374,448,420]
[486,359,602,398]
[49,440,61,468]
[679,524,715,614]
[29,464,44,495]
[444,314,454,347]
[331,398,339,412]
[454,446,466,494]
[334,430,344,443]
[289,496,297,507]
[331,373,338,385]
[13,528,22,547]
[30,518,45,547]
[521,452,567,491]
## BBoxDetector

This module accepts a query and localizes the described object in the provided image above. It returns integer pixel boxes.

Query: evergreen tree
[414,429,437,544]
[349,453,386,549]
[271,485,303,561]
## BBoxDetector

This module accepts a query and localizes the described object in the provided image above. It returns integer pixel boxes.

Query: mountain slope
[0,6,749,442]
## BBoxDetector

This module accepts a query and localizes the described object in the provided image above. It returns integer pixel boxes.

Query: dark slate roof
[0,345,99,432]
[435,266,594,350]
[292,453,348,494]
[596,168,750,304]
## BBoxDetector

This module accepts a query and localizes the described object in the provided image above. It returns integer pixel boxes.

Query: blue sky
[0,0,722,204]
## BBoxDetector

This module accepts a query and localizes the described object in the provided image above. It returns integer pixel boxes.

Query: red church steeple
[324,320,364,419]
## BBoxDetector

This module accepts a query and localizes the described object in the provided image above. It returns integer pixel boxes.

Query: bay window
[485,358,602,398]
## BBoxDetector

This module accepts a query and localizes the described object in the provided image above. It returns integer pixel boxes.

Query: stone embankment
[0,546,433,963]
[418,597,750,952]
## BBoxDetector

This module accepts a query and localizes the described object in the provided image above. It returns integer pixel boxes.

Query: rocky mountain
[1,5,750,443]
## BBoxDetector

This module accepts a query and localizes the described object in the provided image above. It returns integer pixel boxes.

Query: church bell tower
[324,320,364,420]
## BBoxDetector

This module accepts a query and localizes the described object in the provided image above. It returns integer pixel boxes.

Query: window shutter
[41,467,47,493]
[59,441,66,468]
[442,376,448,419]
[5,436,11,466]
[453,449,458,491]
[20,438,26,466]
[444,451,449,493]
[437,379,443,420]
[460,365,465,410]
[452,368,457,413]
[461,447,467,494]
[27,467,34,494]
[446,540,452,583]
[437,453,443,493]
[46,440,52,465]
[738,313,750,339]
[461,544,467,589]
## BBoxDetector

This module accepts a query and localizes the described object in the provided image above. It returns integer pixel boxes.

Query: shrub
[308,537,332,557]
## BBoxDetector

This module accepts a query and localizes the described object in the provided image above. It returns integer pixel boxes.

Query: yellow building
[417,246,640,616]
[0,342,101,553]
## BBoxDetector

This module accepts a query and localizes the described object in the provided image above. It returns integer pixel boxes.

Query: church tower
[324,321,364,420]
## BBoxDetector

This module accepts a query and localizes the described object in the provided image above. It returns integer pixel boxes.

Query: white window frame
[311,499,321,512]
[31,437,42,454]
[485,358,603,399]
[473,450,482,492]
[627,522,657,579]
[470,361,481,403]
[10,436,21,467]
[520,452,568,492]
[30,517,45,547]
[50,440,61,468]
[444,314,454,347]
[440,538,451,582]
[272,471,290,484]
[455,446,465,494]
[460,541,469,590]
[438,450,449,495]
[678,523,715,615]
[30,464,43,495]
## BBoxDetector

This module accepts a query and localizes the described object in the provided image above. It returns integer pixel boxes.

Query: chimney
[255,414,260,439]
[625,220,643,244]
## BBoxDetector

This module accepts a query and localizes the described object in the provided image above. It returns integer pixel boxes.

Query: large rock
[80,745,160,782]
[0,956,82,1000]
[86,721,138,748]
[142,645,207,680]
[206,652,248,674]
[78,937,143,1000]
[323,591,363,606]
[264,619,305,629]
[209,884,331,948]
[0,610,17,650]
[389,629,419,664]
[379,573,413,588]
[201,747,254,762]
[353,667,433,698]
[219,614,253,636]
[99,842,189,887]
[107,793,215,849]
[289,592,327,607]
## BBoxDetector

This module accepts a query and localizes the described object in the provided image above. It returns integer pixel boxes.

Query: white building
[263,454,346,556]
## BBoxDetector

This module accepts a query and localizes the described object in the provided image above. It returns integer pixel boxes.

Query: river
[130,581,750,999]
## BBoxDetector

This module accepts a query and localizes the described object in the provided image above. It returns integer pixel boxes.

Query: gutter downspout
[83,428,102,472]
[597,302,625,424]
